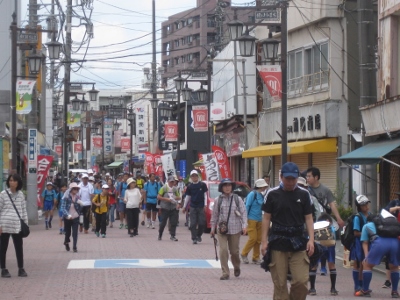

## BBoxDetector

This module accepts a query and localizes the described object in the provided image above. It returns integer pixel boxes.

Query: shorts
[141,203,146,210]
[322,245,336,264]
[43,201,54,211]
[58,209,63,218]
[366,237,400,266]
[146,203,158,212]
[118,202,126,213]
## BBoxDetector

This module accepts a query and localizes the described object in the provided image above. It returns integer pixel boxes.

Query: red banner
[145,152,155,174]
[212,146,232,179]
[37,155,54,197]
[121,136,131,153]
[92,136,102,149]
[74,142,82,153]
[164,121,178,142]
[257,65,282,101]
[55,145,62,156]
[198,153,207,181]
[192,105,208,132]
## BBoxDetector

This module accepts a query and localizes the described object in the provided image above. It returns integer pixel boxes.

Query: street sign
[255,9,280,21]
[17,32,38,44]
[28,129,37,173]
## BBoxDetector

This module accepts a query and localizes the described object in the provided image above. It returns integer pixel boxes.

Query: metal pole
[176,89,181,176]
[10,13,17,172]
[233,41,239,113]
[281,1,288,165]
[102,120,105,172]
[63,0,72,184]
[242,60,248,185]
[207,55,212,152]
[151,0,158,133]
[130,121,133,175]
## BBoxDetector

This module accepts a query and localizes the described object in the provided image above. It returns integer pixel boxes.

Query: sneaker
[308,289,317,296]
[330,288,338,296]
[252,259,263,265]
[383,280,392,288]
[141,221,145,226]
[110,224,113,228]
[59,230,63,235]
[119,224,123,229]
[95,232,100,237]
[84,230,88,234]
[234,269,240,277]
[354,290,371,297]
[45,223,49,230]
[220,274,230,280]
[64,243,70,251]
[1,269,11,278]
[192,239,197,244]
[146,222,150,228]
[130,234,134,237]
[320,266,327,276]
[392,291,400,298]
[197,236,202,243]
[151,224,155,229]
[73,248,77,253]
[101,234,105,238]
[158,235,162,241]
[18,268,27,277]
[170,236,178,241]
[48,221,52,229]
[241,255,249,264]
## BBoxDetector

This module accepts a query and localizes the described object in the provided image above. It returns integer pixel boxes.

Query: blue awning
[338,138,400,165]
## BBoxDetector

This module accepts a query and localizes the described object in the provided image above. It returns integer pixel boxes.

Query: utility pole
[10,13,17,172]
[62,0,72,185]
[280,1,288,166]
[151,0,158,134]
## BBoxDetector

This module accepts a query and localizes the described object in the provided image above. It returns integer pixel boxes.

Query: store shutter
[312,152,337,192]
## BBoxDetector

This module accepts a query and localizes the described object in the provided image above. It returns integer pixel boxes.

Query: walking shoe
[101,234,106,238]
[354,290,371,297]
[192,239,197,244]
[146,222,150,228]
[64,243,70,251]
[308,289,317,296]
[119,224,123,229]
[95,232,100,237]
[48,221,52,229]
[252,259,263,265]
[84,230,88,234]
[158,235,162,241]
[197,236,202,243]
[130,234,134,237]
[1,269,11,278]
[320,266,327,276]
[59,229,63,235]
[91,228,95,232]
[234,269,240,277]
[184,222,188,226]
[330,288,338,296]
[79,225,83,232]
[18,269,27,277]
[220,274,229,280]
[383,280,392,288]
[73,248,77,253]
[392,291,400,298]
[170,236,178,241]
[141,221,145,226]
[241,255,249,264]
[45,222,48,230]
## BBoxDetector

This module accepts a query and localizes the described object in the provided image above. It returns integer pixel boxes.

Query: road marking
[67,259,233,270]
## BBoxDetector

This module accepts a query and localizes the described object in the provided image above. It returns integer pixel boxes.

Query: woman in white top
[124,178,142,237]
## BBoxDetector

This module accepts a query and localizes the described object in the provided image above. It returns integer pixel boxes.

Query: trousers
[0,233,24,269]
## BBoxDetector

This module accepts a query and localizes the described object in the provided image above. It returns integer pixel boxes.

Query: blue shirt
[143,181,160,204]
[186,181,208,208]
[353,213,369,232]
[245,190,264,222]
[119,182,128,203]
[42,189,57,202]
[360,222,376,242]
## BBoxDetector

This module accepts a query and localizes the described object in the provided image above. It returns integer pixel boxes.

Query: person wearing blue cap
[261,162,314,300]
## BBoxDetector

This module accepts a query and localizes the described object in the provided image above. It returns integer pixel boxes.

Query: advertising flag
[164,121,178,142]
[16,80,36,114]
[202,152,220,181]
[92,136,102,149]
[212,146,232,179]
[192,105,208,132]
[257,65,282,101]
[36,155,54,197]
[121,136,131,153]
[74,142,82,153]
[161,153,176,179]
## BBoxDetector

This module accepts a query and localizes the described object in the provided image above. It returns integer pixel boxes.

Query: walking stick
[212,235,219,261]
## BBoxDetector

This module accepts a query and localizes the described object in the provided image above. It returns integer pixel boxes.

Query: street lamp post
[127,109,136,175]
[174,74,185,176]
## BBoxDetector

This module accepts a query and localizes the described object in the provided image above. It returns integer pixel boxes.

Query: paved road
[0,214,390,299]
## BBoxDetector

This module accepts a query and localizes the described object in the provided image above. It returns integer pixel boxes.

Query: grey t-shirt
[309,183,334,209]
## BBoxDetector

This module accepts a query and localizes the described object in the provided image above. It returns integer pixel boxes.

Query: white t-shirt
[78,182,94,206]
[124,188,142,208]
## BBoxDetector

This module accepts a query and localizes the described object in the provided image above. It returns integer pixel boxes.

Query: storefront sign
[74,142,82,153]
[92,136,102,149]
[192,105,208,132]
[210,102,226,121]
[55,145,62,156]
[28,129,37,173]
[121,136,131,153]
[161,153,176,178]
[257,65,282,101]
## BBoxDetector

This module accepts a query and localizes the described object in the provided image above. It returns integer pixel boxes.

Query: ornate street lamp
[80,96,89,111]
[150,98,159,110]
[237,33,257,57]
[71,96,82,111]
[196,85,207,102]
[181,84,193,102]
[88,85,99,101]
[227,20,244,40]
[174,75,185,92]
[260,36,280,61]
[113,119,120,131]
[45,41,62,60]
[159,102,173,119]
[27,50,42,75]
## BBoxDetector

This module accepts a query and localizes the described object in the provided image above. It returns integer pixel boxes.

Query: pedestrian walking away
[124,178,142,237]
[261,162,314,300]
[0,174,28,278]
[61,182,83,252]
[241,178,268,264]
[210,178,247,280]
[185,170,208,244]
[157,176,181,241]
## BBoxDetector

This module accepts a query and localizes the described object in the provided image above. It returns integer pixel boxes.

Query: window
[187,35,193,44]
[175,39,179,47]
[187,53,193,61]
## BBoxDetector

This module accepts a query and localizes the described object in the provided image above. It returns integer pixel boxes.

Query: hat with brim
[46,182,53,186]
[127,178,136,186]
[254,178,268,188]
[69,182,80,189]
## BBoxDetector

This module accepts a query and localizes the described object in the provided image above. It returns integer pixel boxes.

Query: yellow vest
[92,194,108,214]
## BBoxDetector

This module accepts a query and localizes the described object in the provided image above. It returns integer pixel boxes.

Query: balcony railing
[287,69,330,98]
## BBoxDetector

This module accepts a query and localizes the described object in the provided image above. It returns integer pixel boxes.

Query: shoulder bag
[218,195,233,234]
[6,190,30,238]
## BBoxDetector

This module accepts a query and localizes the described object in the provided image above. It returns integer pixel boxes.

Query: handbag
[218,196,233,234]
[6,190,30,238]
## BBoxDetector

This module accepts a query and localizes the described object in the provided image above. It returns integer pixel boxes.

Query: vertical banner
[16,80,36,115]
[158,109,169,150]
[179,160,186,178]
[192,105,208,132]
[37,155,54,196]
[67,104,81,127]
[114,129,123,148]
[104,118,113,154]
[135,106,148,152]
[257,65,282,101]
[74,142,82,153]
[92,136,102,149]
[55,145,62,156]
[121,136,131,153]
[28,129,37,173]
[212,145,232,179]
[164,121,178,142]
[198,153,207,180]
[145,152,155,174]
[202,152,220,181]
[161,153,176,179]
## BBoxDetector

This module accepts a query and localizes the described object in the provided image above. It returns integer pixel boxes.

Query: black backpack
[373,214,400,238]
[341,213,364,250]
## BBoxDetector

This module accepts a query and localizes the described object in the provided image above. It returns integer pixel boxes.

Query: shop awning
[242,138,337,158]
[107,161,124,168]
[338,138,400,165]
